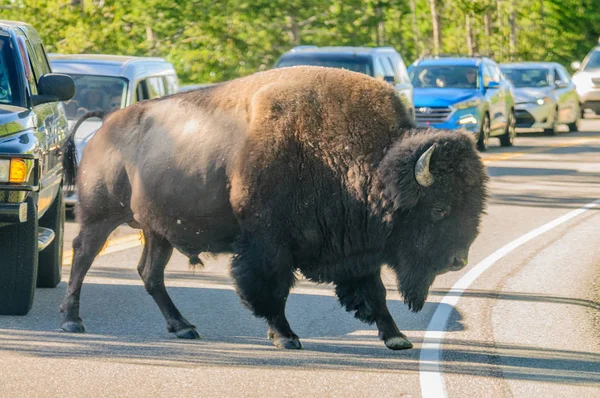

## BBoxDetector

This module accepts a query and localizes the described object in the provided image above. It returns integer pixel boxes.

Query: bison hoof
[175,327,201,340]
[274,337,303,350]
[384,336,413,350]
[61,321,86,333]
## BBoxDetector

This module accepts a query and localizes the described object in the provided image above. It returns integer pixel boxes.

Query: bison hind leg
[231,236,301,349]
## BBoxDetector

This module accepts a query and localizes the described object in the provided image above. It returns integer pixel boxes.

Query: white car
[571,43,600,117]
[49,54,179,208]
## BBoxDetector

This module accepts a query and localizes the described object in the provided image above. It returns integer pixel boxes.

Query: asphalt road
[1,122,599,397]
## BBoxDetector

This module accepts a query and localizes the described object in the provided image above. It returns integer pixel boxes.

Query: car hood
[513,87,551,103]
[572,70,600,88]
[413,88,480,107]
[67,119,103,160]
[0,105,35,138]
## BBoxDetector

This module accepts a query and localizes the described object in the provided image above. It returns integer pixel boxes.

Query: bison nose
[449,249,469,271]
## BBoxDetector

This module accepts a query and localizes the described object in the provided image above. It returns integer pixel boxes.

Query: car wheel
[544,108,559,136]
[500,109,516,147]
[0,196,39,315]
[37,187,64,288]
[477,113,490,151]
[567,106,580,132]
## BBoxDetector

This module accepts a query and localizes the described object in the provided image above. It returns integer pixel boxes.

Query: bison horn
[415,144,436,187]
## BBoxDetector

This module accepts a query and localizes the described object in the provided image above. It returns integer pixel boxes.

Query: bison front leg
[138,230,199,339]
[231,238,301,349]
[335,271,413,350]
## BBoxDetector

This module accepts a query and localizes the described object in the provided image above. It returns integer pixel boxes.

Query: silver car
[571,43,600,117]
[49,54,179,207]
[500,62,580,135]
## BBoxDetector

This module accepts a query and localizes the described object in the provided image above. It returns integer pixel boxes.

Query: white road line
[419,198,600,398]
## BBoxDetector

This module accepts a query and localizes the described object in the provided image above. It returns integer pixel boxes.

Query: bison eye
[431,206,449,221]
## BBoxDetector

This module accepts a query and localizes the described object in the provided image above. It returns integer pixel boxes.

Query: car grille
[515,109,536,128]
[415,106,452,124]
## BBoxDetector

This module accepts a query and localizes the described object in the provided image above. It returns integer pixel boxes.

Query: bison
[61,66,488,350]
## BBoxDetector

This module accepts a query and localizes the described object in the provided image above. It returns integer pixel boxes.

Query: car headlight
[0,158,27,183]
[454,98,481,110]
[536,97,551,105]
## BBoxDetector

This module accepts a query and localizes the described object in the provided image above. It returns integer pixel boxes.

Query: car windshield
[501,68,550,87]
[583,51,600,70]
[276,55,372,75]
[0,35,24,107]
[410,65,479,89]
[62,74,128,120]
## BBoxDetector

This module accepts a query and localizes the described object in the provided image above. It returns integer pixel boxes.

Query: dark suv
[0,20,74,315]
[274,46,415,122]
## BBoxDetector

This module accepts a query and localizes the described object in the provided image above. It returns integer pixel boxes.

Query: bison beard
[60,66,488,351]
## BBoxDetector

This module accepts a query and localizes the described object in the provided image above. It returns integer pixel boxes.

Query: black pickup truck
[0,20,74,315]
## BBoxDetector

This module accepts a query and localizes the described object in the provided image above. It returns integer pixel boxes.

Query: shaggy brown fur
[61,66,487,350]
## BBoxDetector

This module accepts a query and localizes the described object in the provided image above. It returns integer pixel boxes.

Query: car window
[556,66,570,83]
[164,74,178,94]
[146,76,165,98]
[62,74,128,120]
[373,57,385,79]
[31,42,51,77]
[380,57,395,80]
[136,80,150,101]
[15,34,37,95]
[501,68,551,87]
[412,65,479,89]
[390,55,410,85]
[582,50,600,70]
[489,64,501,82]
[0,34,24,107]
[275,55,372,75]
[482,64,494,87]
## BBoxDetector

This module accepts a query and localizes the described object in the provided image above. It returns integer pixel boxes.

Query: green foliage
[1,0,598,84]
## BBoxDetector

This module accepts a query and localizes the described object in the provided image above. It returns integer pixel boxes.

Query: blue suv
[409,56,516,151]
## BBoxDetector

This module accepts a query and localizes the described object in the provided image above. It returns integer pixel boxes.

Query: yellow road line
[483,137,600,163]
[62,232,144,266]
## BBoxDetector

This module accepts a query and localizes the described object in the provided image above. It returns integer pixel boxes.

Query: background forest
[2,0,599,84]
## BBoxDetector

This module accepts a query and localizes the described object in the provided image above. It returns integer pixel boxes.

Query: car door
[482,63,504,133]
[555,65,579,123]
[14,30,59,217]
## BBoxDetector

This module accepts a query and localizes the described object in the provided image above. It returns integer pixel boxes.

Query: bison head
[378,130,488,312]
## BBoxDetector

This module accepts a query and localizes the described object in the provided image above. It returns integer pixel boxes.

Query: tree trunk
[483,12,491,55]
[466,13,473,56]
[375,6,385,46]
[429,0,442,55]
[496,0,504,59]
[409,0,421,57]
[286,16,301,46]
[509,0,517,60]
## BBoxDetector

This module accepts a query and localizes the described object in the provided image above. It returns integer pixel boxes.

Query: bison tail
[62,110,106,195]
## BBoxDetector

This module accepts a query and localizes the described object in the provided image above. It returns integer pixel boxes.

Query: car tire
[500,109,516,147]
[37,187,64,288]
[544,108,559,136]
[0,196,39,315]
[567,107,580,132]
[477,113,490,151]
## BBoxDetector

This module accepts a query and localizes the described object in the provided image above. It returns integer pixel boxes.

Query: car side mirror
[485,80,500,89]
[571,61,581,71]
[383,75,395,85]
[31,73,75,106]
[555,80,568,89]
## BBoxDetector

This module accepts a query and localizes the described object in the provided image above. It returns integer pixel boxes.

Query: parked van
[49,54,179,207]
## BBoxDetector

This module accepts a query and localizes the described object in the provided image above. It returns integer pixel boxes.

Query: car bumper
[576,87,600,114]
[64,191,78,207]
[514,102,553,129]
[0,202,28,226]
[415,107,482,135]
